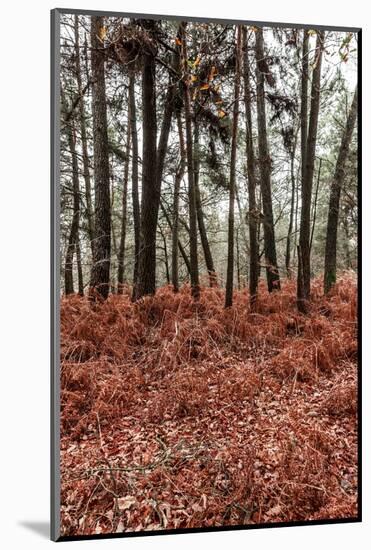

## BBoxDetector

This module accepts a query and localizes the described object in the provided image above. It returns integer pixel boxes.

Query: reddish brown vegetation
[60,274,358,536]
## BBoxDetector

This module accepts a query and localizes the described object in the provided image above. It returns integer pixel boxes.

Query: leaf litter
[60,273,358,535]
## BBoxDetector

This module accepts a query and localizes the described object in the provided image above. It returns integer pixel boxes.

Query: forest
[58,13,359,536]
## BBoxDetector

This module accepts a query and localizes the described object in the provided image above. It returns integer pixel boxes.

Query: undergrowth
[60,273,358,535]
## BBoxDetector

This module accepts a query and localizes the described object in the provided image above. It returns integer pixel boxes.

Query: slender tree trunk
[128,75,141,295]
[293,163,300,259]
[285,139,297,278]
[324,87,357,293]
[64,121,81,295]
[194,121,217,286]
[297,31,324,312]
[342,205,352,269]
[74,15,95,258]
[235,187,249,284]
[255,27,280,292]
[117,114,131,293]
[236,226,241,290]
[75,238,84,295]
[243,26,259,307]
[157,75,176,192]
[180,22,200,300]
[159,224,170,284]
[89,16,111,300]
[225,26,242,308]
[300,30,309,190]
[310,157,322,252]
[161,200,191,276]
[172,111,187,291]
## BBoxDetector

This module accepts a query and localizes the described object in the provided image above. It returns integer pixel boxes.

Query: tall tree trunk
[236,226,241,290]
[297,31,324,312]
[136,22,175,299]
[300,30,309,190]
[75,238,84,295]
[89,16,111,300]
[157,75,176,193]
[194,121,217,286]
[117,113,131,293]
[159,224,170,284]
[235,186,249,284]
[225,26,242,308]
[255,27,280,292]
[64,121,81,295]
[161,200,191,276]
[180,22,200,300]
[310,157,322,252]
[324,87,357,293]
[172,111,186,292]
[128,75,141,294]
[285,140,297,278]
[74,15,95,258]
[136,29,158,298]
[342,205,352,269]
[243,26,259,308]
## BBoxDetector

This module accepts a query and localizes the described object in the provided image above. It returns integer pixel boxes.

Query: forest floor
[60,274,358,536]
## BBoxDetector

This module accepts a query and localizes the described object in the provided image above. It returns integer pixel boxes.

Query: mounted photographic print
[51,8,361,541]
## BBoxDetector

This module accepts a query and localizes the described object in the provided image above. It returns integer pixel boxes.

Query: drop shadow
[18,521,50,539]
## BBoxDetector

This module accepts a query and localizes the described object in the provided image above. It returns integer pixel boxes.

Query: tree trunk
[159,224,170,284]
[285,140,297,278]
[74,15,95,258]
[75,238,84,295]
[194,121,217,286]
[89,16,111,300]
[342,205,352,269]
[161,200,191,277]
[117,113,131,293]
[172,111,187,291]
[324,87,357,294]
[136,22,176,299]
[310,158,322,252]
[255,27,280,292]
[180,22,200,300]
[243,26,259,308]
[225,25,242,308]
[297,31,324,312]
[128,75,141,295]
[236,226,241,290]
[136,30,158,298]
[64,120,81,295]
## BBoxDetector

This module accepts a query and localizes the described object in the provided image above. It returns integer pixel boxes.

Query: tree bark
[310,157,322,252]
[172,111,187,291]
[255,27,280,292]
[136,22,176,299]
[136,29,158,298]
[64,120,82,295]
[74,15,95,258]
[324,87,357,294]
[180,22,200,300]
[243,26,259,308]
[161,200,191,276]
[225,25,242,308]
[285,137,297,278]
[75,238,84,295]
[194,121,217,286]
[128,75,141,295]
[297,30,324,312]
[117,112,131,293]
[89,16,111,300]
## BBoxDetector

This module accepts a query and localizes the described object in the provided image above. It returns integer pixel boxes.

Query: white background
[0,0,368,548]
